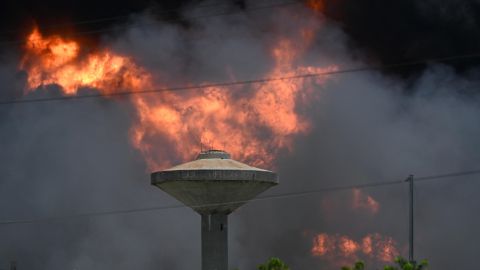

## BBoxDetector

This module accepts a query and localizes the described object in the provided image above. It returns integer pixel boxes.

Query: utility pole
[406,175,415,264]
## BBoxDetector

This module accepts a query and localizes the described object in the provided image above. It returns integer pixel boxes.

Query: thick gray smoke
[1,2,479,270]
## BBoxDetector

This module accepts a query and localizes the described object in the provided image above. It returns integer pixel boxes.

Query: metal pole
[407,175,415,263]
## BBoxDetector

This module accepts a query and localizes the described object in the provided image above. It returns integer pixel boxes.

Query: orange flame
[20,28,152,95]
[19,26,336,169]
[352,189,380,214]
[312,233,399,263]
[339,236,360,256]
[307,0,326,13]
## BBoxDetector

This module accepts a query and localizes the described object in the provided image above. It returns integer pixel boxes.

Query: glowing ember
[312,233,399,263]
[362,235,373,254]
[307,0,326,13]
[311,233,336,256]
[19,25,335,170]
[339,236,360,256]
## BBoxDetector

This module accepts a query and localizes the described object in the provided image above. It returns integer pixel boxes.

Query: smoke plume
[0,1,479,270]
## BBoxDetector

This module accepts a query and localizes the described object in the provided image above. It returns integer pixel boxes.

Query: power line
[0,169,478,225]
[3,52,480,106]
[415,169,480,182]
[0,1,300,46]
[0,180,404,225]
[0,1,241,36]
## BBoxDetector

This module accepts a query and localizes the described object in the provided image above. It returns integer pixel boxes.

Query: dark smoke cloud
[0,0,186,38]
[235,64,480,269]
[0,1,480,270]
[323,0,480,77]
[3,0,480,77]
[0,81,201,269]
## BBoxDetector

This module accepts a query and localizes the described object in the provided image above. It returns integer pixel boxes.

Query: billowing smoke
[0,1,479,270]
[322,0,480,76]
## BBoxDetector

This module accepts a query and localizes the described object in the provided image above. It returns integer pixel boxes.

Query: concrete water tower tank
[151,150,278,270]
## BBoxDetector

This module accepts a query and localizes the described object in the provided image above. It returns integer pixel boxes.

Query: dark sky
[0,0,188,40]
[322,0,480,75]
[3,0,480,76]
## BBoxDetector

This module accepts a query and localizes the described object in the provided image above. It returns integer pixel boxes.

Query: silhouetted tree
[257,257,289,270]
[341,261,365,270]
[342,257,428,270]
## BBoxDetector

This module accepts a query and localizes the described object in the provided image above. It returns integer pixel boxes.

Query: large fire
[20,28,152,95]
[309,190,399,266]
[19,11,395,267]
[20,26,335,169]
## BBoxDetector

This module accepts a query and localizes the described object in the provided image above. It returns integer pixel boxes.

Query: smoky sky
[3,0,480,78]
[1,1,480,270]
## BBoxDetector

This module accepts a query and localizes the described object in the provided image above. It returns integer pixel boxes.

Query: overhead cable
[0,168,478,225]
[2,52,480,106]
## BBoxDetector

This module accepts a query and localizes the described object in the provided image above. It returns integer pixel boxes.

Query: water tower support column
[201,213,228,270]
[151,150,278,270]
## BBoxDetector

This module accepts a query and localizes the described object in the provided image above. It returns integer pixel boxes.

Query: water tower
[151,150,278,270]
